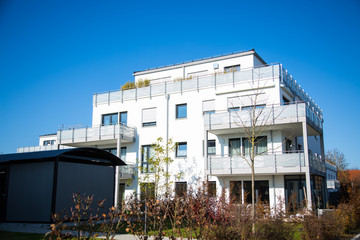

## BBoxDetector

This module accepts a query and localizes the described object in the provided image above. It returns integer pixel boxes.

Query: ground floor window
[175,182,187,197]
[207,181,216,197]
[285,175,306,212]
[312,175,326,209]
[243,180,269,204]
[230,181,242,203]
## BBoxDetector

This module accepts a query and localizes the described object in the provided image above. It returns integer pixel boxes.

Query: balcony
[17,145,73,153]
[93,64,322,120]
[207,151,325,176]
[119,164,135,179]
[204,102,323,134]
[58,123,136,147]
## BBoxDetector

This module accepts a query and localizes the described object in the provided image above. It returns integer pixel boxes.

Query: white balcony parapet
[58,123,136,145]
[208,152,305,175]
[204,102,323,131]
[17,145,73,153]
[93,64,323,121]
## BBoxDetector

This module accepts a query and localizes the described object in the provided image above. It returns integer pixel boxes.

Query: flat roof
[0,148,125,166]
[133,49,267,76]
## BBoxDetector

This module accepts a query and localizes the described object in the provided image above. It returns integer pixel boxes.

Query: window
[242,136,267,155]
[176,142,187,157]
[142,108,156,127]
[43,140,55,146]
[104,147,127,161]
[230,181,242,203]
[176,104,187,119]
[282,96,291,105]
[224,64,240,73]
[208,140,216,155]
[229,138,241,156]
[141,145,154,173]
[207,181,216,197]
[244,181,269,204]
[120,112,128,125]
[175,182,187,197]
[102,113,118,126]
[202,100,215,115]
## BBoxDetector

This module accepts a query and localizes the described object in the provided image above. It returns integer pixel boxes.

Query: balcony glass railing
[119,164,135,179]
[93,63,323,120]
[58,123,136,144]
[94,64,280,105]
[280,66,322,118]
[208,151,325,175]
[17,145,73,153]
[208,152,305,174]
[204,102,323,130]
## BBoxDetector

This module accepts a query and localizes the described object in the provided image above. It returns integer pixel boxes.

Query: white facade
[18,50,326,210]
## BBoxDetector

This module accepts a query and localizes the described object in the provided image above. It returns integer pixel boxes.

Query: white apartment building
[17,50,326,211]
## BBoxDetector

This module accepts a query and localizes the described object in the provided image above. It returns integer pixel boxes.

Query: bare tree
[229,79,286,231]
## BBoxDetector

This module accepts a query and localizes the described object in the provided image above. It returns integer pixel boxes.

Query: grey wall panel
[55,162,114,213]
[6,162,54,222]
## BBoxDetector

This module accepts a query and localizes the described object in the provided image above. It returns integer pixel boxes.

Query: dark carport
[0,147,125,222]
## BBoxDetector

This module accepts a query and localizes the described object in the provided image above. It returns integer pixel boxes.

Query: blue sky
[0,0,359,168]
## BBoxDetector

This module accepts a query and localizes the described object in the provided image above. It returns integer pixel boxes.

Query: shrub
[121,81,136,90]
[136,79,150,88]
[302,213,344,240]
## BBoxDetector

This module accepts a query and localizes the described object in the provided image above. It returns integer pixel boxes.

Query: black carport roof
[0,148,125,166]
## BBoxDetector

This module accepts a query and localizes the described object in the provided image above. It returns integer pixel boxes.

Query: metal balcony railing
[57,123,136,145]
[208,152,305,175]
[208,151,325,175]
[204,102,323,131]
[94,64,278,105]
[119,164,135,179]
[17,145,73,153]
[93,63,323,121]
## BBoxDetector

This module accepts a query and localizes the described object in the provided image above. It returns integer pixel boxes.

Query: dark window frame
[175,182,187,197]
[141,145,154,173]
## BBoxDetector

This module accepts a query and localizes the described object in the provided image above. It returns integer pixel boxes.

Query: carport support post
[302,121,312,211]
[114,124,122,207]
[50,156,59,221]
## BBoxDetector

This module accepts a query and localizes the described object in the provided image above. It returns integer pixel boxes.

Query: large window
[141,145,154,173]
[230,181,242,203]
[243,181,269,204]
[102,113,118,126]
[242,136,267,155]
[229,138,241,156]
[208,140,216,155]
[175,182,187,197]
[176,104,187,119]
[176,142,187,157]
[142,108,156,127]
